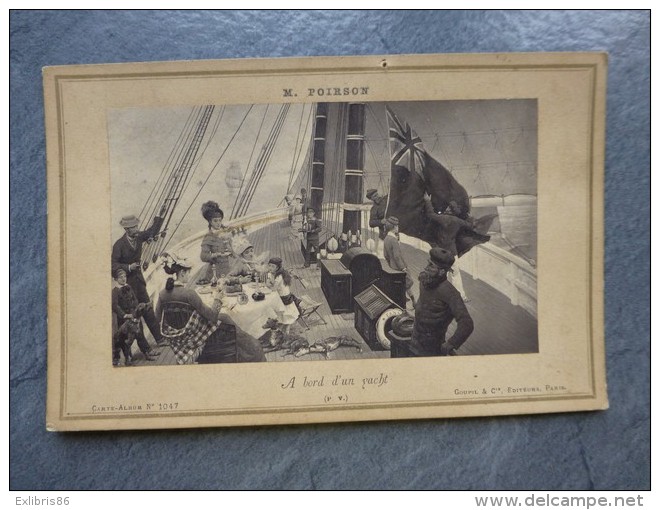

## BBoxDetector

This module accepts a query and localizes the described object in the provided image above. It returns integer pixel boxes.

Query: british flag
[386,106,426,179]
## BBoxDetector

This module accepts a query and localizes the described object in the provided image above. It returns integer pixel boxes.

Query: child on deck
[111,268,159,366]
[266,257,300,333]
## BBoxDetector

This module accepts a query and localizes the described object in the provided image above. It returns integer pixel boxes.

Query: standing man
[300,188,308,214]
[112,205,167,344]
[366,188,388,258]
[382,216,415,308]
[411,247,474,356]
[300,207,322,268]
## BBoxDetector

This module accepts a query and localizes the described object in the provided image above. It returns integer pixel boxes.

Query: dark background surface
[10,10,650,490]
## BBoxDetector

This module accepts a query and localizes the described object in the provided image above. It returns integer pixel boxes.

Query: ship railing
[145,199,538,319]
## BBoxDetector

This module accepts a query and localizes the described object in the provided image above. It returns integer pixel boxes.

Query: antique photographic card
[44,53,607,431]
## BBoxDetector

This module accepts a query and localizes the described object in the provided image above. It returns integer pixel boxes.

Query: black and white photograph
[109,100,538,367]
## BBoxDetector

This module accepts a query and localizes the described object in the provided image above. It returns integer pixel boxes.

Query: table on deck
[196,283,285,339]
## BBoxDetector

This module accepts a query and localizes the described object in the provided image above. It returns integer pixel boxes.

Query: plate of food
[223,282,243,296]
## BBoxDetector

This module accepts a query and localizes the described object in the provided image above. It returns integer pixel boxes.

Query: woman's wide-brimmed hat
[169,252,193,269]
[233,236,253,257]
[119,214,140,228]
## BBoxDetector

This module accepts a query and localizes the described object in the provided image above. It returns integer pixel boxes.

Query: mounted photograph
[45,53,606,430]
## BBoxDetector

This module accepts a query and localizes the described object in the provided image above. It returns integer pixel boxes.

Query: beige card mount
[44,53,607,431]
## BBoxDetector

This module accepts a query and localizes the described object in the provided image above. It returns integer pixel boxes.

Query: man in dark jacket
[111,208,166,344]
[300,207,322,267]
[366,188,388,257]
[366,189,387,238]
[411,247,474,356]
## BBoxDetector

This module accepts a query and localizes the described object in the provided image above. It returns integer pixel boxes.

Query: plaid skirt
[161,310,221,365]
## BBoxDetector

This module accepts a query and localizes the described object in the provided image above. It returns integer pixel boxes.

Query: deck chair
[160,301,238,364]
[296,295,327,330]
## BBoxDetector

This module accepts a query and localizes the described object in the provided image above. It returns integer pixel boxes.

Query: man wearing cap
[366,189,388,257]
[300,207,322,268]
[382,216,415,307]
[411,247,474,356]
[111,205,167,344]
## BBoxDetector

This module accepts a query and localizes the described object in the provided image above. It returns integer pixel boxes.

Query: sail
[225,160,243,189]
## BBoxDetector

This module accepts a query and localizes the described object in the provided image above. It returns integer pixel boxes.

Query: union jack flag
[386,106,426,179]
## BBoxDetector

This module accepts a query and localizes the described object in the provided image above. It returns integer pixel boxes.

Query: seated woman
[198,201,235,281]
[228,236,269,282]
[266,257,300,333]
[155,254,266,364]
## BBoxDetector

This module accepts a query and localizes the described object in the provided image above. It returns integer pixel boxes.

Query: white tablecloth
[197,285,284,339]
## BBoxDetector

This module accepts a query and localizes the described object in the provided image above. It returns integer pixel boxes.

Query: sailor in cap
[382,216,415,308]
[410,247,474,357]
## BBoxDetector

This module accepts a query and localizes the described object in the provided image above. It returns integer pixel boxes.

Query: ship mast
[341,102,366,235]
[309,103,327,218]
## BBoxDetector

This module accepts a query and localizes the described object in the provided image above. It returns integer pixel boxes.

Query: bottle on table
[211,264,218,287]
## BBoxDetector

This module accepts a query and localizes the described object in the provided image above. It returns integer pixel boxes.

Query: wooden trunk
[376,261,407,309]
[320,259,352,314]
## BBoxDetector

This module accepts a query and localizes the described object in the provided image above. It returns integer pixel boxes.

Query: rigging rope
[238,105,288,217]
[286,104,306,193]
[139,106,202,230]
[138,106,199,225]
[234,104,290,218]
[178,106,225,201]
[162,104,255,250]
[145,106,205,232]
[142,105,215,268]
[159,106,215,233]
[287,104,314,195]
[140,106,206,267]
[230,104,270,220]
